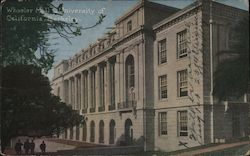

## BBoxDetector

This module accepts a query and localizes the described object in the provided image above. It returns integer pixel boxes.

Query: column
[77,75,81,110]
[120,51,125,103]
[66,80,69,104]
[115,54,120,107]
[106,60,110,108]
[81,72,84,110]
[63,80,67,104]
[61,81,65,102]
[74,76,77,110]
[71,78,75,109]
[85,72,88,109]
[93,68,96,111]
[96,65,100,110]
[68,78,71,106]
[134,45,139,102]
[88,69,92,110]
[78,75,81,110]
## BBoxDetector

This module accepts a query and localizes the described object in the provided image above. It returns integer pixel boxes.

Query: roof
[153,1,200,30]
[115,0,179,24]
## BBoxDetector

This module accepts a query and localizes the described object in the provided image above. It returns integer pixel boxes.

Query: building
[51,0,249,152]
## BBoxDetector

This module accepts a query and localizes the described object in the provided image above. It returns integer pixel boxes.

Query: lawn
[198,144,250,156]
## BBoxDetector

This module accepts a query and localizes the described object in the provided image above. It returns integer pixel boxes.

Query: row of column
[61,58,116,113]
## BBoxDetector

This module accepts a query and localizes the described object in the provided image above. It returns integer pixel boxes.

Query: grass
[198,144,250,156]
[129,138,250,156]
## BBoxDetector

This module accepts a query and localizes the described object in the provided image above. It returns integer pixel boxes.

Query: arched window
[64,129,68,139]
[125,118,133,145]
[76,126,80,140]
[70,127,73,140]
[90,121,95,142]
[82,121,87,141]
[99,120,104,143]
[125,55,135,102]
[57,87,60,97]
[109,120,116,144]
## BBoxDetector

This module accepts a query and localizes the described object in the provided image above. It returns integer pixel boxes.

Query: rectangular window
[178,70,188,97]
[177,30,187,58]
[127,20,132,32]
[159,112,167,135]
[129,63,135,88]
[159,75,167,99]
[158,39,167,64]
[178,111,188,136]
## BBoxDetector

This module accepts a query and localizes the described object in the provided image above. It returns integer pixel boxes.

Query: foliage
[1,65,84,151]
[0,0,106,152]
[1,0,105,73]
[213,16,249,101]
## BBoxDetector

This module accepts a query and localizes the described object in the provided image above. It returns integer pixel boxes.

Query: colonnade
[60,58,117,113]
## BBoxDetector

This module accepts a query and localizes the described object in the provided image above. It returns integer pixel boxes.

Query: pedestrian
[40,141,46,153]
[14,139,23,154]
[30,139,35,154]
[23,139,30,154]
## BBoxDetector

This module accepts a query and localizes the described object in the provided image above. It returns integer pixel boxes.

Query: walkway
[176,141,250,156]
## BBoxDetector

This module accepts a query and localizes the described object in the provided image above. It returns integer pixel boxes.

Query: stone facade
[51,0,249,152]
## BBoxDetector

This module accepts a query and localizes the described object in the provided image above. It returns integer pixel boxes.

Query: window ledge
[177,56,188,61]
[158,62,168,66]
[158,135,168,138]
[177,136,189,138]
[159,99,168,102]
[176,96,189,100]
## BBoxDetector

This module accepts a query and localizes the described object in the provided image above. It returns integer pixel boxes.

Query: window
[177,30,187,58]
[125,55,135,101]
[70,127,73,139]
[76,126,80,140]
[90,121,95,142]
[57,87,60,97]
[178,111,188,136]
[64,129,68,139]
[109,120,116,144]
[99,120,104,143]
[178,70,188,97]
[158,39,167,64]
[159,112,168,135]
[159,75,167,99]
[82,121,87,141]
[127,20,132,32]
[232,110,240,137]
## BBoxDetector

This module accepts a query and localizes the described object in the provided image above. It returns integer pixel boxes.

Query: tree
[1,65,84,151]
[1,0,105,73]
[213,17,249,100]
[0,0,105,152]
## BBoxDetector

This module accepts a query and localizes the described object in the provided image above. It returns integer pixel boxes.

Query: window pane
[159,112,167,135]
[127,21,132,32]
[159,75,167,99]
[178,111,188,136]
[158,39,167,64]
[178,70,188,97]
[177,30,187,58]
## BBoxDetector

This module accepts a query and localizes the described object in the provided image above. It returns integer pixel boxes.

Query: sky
[47,0,249,79]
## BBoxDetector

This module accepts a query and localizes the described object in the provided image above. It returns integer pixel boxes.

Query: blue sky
[47,0,249,79]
